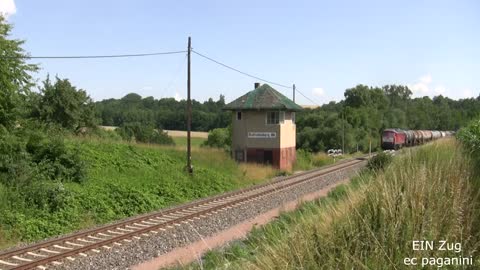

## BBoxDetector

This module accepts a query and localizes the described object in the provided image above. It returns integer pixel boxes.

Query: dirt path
[132,179,349,270]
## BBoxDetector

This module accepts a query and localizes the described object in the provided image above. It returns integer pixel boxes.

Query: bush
[0,129,33,186]
[0,127,86,186]
[26,132,86,183]
[116,122,174,145]
[202,127,231,150]
[24,181,72,212]
[367,152,393,171]
[457,118,480,163]
[78,127,123,141]
[150,129,175,145]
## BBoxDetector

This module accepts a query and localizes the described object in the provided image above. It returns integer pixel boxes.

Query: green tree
[95,94,229,132]
[35,76,96,131]
[202,127,231,150]
[0,16,38,128]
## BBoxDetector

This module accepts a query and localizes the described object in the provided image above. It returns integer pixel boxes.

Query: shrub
[202,127,231,150]
[78,127,123,141]
[0,127,86,186]
[0,129,35,186]
[150,129,175,145]
[116,122,174,145]
[24,181,72,212]
[457,118,480,163]
[367,152,393,171]
[26,132,86,183]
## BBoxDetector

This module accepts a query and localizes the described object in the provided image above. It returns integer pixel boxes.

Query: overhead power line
[295,88,321,106]
[0,50,187,59]
[0,42,322,106]
[160,54,188,98]
[192,49,322,106]
[192,50,291,89]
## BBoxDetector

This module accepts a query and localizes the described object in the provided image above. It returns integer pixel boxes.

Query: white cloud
[408,74,436,96]
[174,92,183,101]
[312,87,325,98]
[434,86,447,95]
[461,88,474,99]
[419,74,432,84]
[0,0,16,19]
[410,82,430,94]
[407,74,477,100]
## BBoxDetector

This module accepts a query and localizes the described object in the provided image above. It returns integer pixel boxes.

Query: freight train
[381,129,454,150]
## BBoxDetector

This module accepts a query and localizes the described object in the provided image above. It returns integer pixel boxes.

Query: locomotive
[381,129,454,150]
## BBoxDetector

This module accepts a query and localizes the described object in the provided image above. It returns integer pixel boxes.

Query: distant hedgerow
[116,122,175,145]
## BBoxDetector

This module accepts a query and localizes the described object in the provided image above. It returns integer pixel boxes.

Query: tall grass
[0,137,278,249]
[172,137,206,147]
[294,150,334,171]
[182,139,480,269]
[294,149,364,171]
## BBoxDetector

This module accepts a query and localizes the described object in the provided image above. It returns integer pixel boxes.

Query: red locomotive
[381,129,453,150]
[381,129,406,150]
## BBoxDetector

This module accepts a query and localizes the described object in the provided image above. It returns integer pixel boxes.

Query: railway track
[0,156,368,270]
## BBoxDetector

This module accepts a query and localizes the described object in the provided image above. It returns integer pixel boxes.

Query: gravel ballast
[53,161,367,270]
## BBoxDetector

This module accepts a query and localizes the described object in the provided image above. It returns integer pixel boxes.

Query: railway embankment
[181,139,480,269]
[0,138,277,250]
[0,154,367,269]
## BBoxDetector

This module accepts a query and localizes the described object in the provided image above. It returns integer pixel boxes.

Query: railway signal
[328,149,343,162]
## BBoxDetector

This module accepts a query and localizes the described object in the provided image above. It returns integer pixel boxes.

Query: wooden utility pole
[292,84,296,103]
[342,109,345,154]
[186,37,193,174]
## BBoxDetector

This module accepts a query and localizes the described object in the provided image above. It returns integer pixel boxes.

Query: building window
[266,111,280,125]
[235,150,244,161]
[236,111,242,120]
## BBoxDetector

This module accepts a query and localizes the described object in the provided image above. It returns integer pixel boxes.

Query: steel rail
[0,155,365,260]
[1,157,367,270]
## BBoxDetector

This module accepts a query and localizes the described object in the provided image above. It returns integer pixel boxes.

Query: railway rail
[0,156,369,270]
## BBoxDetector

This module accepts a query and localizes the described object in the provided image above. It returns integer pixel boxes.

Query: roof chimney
[254,82,261,89]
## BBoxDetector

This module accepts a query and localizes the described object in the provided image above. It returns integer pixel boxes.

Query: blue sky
[1,0,479,104]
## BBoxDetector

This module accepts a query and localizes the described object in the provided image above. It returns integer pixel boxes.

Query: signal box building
[224,83,303,170]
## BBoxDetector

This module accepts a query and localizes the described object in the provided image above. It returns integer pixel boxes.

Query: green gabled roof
[224,84,303,111]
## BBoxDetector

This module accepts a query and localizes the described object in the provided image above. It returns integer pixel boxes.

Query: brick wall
[246,147,296,170]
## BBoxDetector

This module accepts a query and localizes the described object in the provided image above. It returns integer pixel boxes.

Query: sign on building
[248,132,277,138]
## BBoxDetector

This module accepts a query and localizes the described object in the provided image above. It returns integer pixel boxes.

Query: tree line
[95,93,230,132]
[296,85,480,153]
[93,85,480,154]
[2,13,480,159]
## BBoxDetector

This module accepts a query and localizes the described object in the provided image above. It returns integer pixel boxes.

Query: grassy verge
[0,137,276,249]
[179,139,480,269]
[294,149,364,171]
[172,137,206,147]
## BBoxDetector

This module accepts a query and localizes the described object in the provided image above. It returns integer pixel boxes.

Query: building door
[264,150,273,165]
[256,150,264,163]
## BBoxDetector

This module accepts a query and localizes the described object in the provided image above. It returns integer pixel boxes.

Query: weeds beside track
[182,140,480,270]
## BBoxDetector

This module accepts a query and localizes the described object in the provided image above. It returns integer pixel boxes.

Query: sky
[1,0,479,105]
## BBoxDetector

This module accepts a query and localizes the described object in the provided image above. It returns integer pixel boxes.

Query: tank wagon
[381,128,454,150]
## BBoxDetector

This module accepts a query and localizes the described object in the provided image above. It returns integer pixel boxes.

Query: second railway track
[0,156,369,270]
